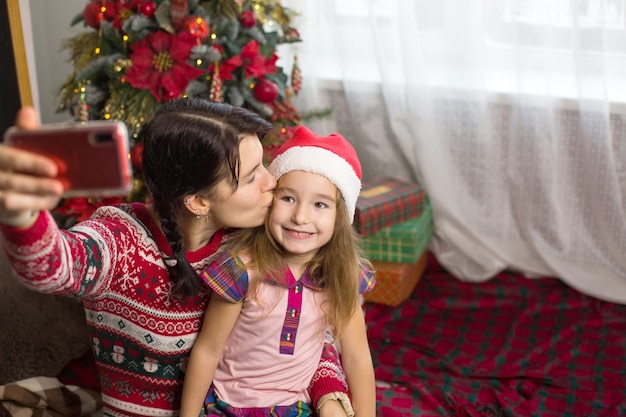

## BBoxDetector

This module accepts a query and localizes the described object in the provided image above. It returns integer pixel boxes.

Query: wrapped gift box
[364,253,428,307]
[363,201,433,264]
[354,177,427,236]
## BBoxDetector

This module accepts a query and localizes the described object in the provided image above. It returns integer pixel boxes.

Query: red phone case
[4,121,133,197]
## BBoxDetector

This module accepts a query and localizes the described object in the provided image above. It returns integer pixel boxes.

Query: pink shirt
[202,253,375,407]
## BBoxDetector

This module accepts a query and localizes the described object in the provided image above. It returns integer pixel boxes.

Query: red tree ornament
[285,27,301,42]
[254,78,279,103]
[291,55,302,94]
[209,65,224,102]
[76,90,90,122]
[138,1,156,18]
[170,0,188,28]
[83,1,104,29]
[240,10,257,28]
[182,15,209,42]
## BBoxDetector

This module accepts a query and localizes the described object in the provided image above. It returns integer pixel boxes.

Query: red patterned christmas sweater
[0,202,347,416]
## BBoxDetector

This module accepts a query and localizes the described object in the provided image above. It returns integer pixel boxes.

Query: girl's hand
[317,397,352,417]
[0,107,64,226]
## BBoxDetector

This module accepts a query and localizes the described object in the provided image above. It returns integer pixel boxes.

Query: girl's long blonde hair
[224,187,372,339]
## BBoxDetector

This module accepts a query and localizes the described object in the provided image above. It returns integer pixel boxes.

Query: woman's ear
[183,195,210,216]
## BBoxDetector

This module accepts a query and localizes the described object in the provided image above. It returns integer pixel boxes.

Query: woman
[0,99,352,417]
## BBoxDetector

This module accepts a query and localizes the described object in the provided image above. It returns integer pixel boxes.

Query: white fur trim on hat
[269,146,362,222]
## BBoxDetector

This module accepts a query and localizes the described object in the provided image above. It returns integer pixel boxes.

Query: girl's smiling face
[268,170,338,266]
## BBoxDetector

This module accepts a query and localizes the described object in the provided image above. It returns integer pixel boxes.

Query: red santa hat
[269,126,362,222]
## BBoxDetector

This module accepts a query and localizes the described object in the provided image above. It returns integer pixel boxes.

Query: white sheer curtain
[282,0,626,304]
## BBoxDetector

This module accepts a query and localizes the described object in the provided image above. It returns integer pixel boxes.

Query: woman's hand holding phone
[0,107,134,228]
[0,108,64,227]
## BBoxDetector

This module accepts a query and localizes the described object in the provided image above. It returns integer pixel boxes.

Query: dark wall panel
[0,1,23,137]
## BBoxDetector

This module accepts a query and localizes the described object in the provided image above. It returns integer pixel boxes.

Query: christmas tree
[56,0,320,219]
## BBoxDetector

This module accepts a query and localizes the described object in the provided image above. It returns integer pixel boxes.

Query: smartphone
[4,120,133,197]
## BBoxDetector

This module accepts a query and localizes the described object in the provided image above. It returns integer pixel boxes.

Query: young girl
[180,126,377,417]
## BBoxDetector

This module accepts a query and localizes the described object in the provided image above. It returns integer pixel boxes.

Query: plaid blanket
[365,253,626,416]
[0,377,100,417]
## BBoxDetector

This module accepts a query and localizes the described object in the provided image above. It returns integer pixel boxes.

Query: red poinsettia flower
[266,52,279,73]
[240,40,277,78]
[125,31,205,102]
[209,55,242,81]
[208,45,242,81]
[103,0,142,29]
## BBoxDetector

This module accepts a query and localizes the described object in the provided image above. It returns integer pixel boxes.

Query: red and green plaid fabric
[365,253,626,416]
[355,178,427,236]
[363,201,433,263]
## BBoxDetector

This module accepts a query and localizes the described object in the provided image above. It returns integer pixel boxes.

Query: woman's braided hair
[141,97,271,298]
